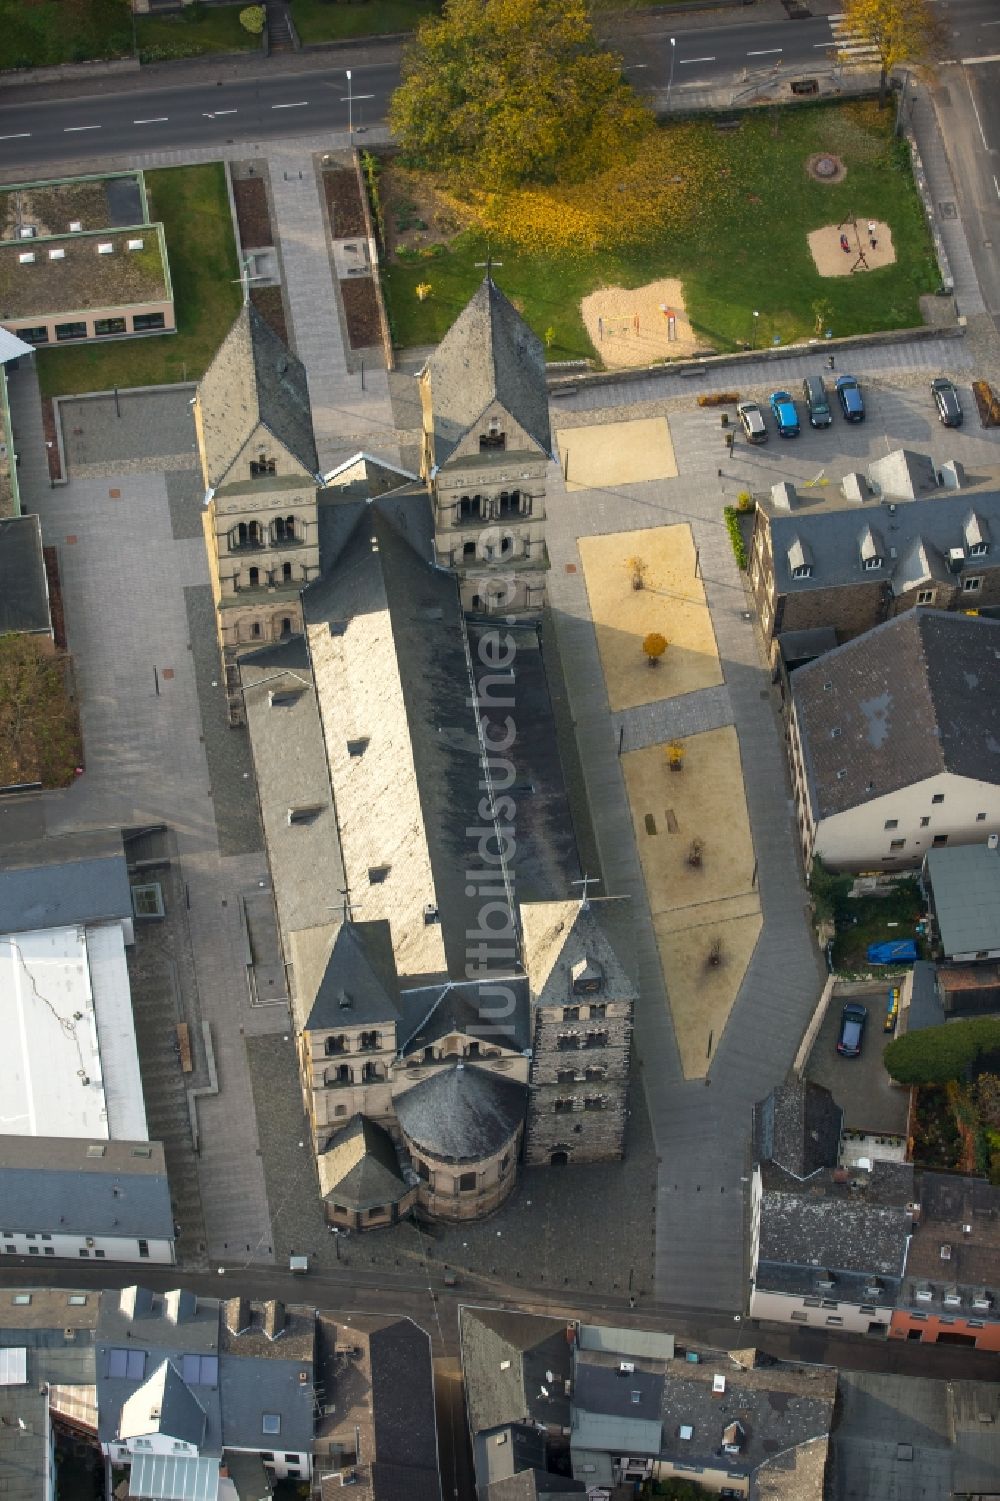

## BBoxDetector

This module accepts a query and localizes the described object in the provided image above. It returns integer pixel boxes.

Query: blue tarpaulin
[867,939,918,965]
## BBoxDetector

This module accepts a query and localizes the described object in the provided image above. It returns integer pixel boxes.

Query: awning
[129,1453,220,1501]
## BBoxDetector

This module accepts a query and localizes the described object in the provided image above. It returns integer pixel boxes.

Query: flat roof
[0,226,168,322]
[0,172,145,241]
[0,828,132,932]
[0,516,49,632]
[0,923,147,1140]
[925,843,1000,956]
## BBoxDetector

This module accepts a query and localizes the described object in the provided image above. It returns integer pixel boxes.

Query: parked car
[802,375,833,428]
[931,377,963,427]
[737,400,768,443]
[836,1002,868,1058]
[769,390,800,437]
[836,375,865,422]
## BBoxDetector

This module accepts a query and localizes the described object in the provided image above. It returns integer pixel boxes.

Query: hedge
[724,505,748,570]
[883,1017,1000,1086]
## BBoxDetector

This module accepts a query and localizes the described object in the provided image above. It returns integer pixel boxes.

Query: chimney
[770,481,798,512]
[262,1300,286,1340]
[224,1297,252,1337]
[939,459,965,490]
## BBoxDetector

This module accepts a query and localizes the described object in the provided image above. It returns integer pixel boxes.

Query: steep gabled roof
[119,1359,207,1447]
[753,1077,842,1179]
[198,303,317,487]
[520,898,637,1006]
[292,920,400,1032]
[792,610,1000,819]
[318,1114,408,1211]
[422,279,550,466]
[867,449,939,500]
[459,1308,572,1438]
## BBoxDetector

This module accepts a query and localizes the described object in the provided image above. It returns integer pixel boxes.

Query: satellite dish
[539,1386,549,1398]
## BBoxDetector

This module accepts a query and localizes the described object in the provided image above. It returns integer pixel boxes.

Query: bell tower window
[480,422,506,452]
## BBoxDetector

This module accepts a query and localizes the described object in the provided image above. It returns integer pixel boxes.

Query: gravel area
[183,584,264,858]
[340,276,381,349]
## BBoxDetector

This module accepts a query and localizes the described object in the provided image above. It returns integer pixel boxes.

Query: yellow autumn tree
[643,632,667,665]
[389,0,652,188]
[840,0,940,106]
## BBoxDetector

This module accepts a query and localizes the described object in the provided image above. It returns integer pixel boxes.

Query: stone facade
[406,1125,523,1222]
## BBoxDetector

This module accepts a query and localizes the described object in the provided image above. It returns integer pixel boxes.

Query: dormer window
[572,956,604,995]
[863,555,882,571]
[964,511,990,557]
[970,541,990,558]
[792,564,812,579]
[788,536,812,580]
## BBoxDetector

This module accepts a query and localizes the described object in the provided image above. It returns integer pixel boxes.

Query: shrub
[884,1018,1000,1086]
[697,392,739,408]
[239,6,265,35]
[361,151,386,250]
[809,858,852,924]
[723,506,748,570]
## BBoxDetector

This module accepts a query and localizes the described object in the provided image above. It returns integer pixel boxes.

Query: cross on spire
[571,874,601,911]
[232,255,255,306]
[475,248,504,283]
[328,886,362,925]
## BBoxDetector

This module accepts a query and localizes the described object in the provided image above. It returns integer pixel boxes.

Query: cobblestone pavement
[58,389,199,474]
[246,1034,659,1299]
[615,683,734,756]
[15,392,284,1265]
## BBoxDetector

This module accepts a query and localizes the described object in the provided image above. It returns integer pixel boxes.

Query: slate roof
[197,303,317,488]
[369,1319,441,1499]
[397,978,532,1056]
[658,1354,835,1484]
[573,1348,664,1426]
[292,920,400,1033]
[924,843,1000,957]
[475,1423,547,1491]
[396,1066,527,1162]
[97,1287,222,1452]
[763,483,1000,598]
[317,1114,409,1211]
[459,1308,572,1438]
[219,1331,314,1458]
[901,1172,1000,1315]
[754,1160,914,1300]
[791,610,1000,820]
[0,1137,173,1239]
[485,1472,584,1501]
[907,960,946,1031]
[120,1359,207,1447]
[0,828,131,933]
[752,1077,843,1180]
[520,898,637,1006]
[0,1315,96,1501]
[0,515,50,634]
[422,278,551,467]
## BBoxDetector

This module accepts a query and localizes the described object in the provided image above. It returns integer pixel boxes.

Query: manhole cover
[940,201,958,219]
[814,155,838,178]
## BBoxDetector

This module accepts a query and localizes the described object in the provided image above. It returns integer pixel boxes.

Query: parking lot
[805,981,910,1138]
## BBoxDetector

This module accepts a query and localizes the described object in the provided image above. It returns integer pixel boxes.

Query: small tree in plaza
[626,555,648,590]
[643,632,667,666]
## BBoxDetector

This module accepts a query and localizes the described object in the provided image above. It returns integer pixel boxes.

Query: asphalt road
[0,13,851,174]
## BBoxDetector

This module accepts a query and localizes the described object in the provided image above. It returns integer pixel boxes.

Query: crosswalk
[826,13,884,67]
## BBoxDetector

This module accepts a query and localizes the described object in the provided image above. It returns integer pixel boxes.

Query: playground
[579,278,700,367]
[808,217,896,277]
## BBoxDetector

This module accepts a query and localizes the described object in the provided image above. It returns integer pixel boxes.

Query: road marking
[134,117,168,124]
[748,48,782,56]
[961,53,1000,65]
[970,93,990,151]
[214,109,238,115]
[0,132,30,140]
[679,56,715,64]
[64,125,100,132]
[272,101,308,109]
[995,175,1000,201]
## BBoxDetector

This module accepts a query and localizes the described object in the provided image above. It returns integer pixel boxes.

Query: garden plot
[578,523,720,712]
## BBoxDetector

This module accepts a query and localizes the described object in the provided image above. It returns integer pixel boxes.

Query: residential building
[922,841,1000,961]
[788,610,1000,871]
[460,1309,836,1501]
[313,1314,443,1501]
[0,1138,174,1265]
[749,1078,914,1333]
[748,450,1000,661]
[890,1174,1000,1351]
[419,276,551,615]
[97,1287,315,1498]
[0,1287,100,1501]
[0,172,174,347]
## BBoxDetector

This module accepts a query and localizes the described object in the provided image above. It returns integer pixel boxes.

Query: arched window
[251,621,262,639]
[280,617,292,637]
[237,521,248,546]
[282,562,292,583]
[248,566,260,588]
[273,515,297,544]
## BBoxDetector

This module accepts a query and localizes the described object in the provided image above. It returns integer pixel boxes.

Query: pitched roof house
[789,610,1000,870]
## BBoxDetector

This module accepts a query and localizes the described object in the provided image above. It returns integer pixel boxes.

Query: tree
[839,0,940,107]
[239,5,265,35]
[666,739,685,771]
[389,0,652,188]
[627,556,648,591]
[643,632,667,665]
[883,1017,1000,1086]
[809,858,852,925]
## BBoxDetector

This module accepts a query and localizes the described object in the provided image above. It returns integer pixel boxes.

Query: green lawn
[0,0,132,68]
[136,6,259,61]
[37,164,241,399]
[382,102,939,361]
[290,0,439,42]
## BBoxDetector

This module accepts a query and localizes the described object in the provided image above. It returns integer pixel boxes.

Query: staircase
[266,0,294,52]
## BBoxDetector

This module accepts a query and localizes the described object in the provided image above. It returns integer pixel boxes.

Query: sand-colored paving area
[578,524,721,713]
[555,416,678,492]
[579,278,699,368]
[622,727,762,1078]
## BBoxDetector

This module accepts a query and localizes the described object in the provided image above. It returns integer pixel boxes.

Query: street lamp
[346,69,353,137]
[751,309,759,350]
[667,38,676,111]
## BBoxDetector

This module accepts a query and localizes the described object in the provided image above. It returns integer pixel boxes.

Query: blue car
[769,390,800,437]
[836,375,865,421]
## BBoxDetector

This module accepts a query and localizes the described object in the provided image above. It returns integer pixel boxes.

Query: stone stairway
[266,0,294,52]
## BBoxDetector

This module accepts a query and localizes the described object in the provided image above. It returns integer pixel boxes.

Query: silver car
[737,401,768,443]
